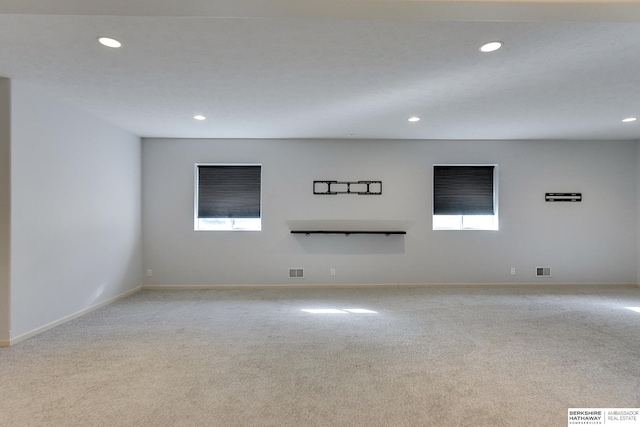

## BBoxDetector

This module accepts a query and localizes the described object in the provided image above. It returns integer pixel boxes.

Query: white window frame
[194,163,262,231]
[432,164,499,231]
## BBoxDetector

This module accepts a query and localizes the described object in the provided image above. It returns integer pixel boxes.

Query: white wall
[142,138,637,286]
[0,78,11,344]
[10,82,142,339]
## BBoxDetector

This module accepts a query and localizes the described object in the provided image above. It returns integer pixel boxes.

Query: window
[195,164,262,231]
[433,165,498,230]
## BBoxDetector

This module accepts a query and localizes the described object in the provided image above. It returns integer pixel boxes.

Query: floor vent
[289,268,304,279]
[536,267,551,277]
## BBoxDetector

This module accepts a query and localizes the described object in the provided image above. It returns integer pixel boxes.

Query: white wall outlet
[510,267,516,275]
[146,269,153,278]
[330,268,336,276]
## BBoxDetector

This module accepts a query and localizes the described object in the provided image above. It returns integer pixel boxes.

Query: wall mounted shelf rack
[291,230,406,236]
[545,192,582,202]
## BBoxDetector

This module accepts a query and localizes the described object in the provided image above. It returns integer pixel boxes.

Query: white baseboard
[143,282,637,290]
[7,286,141,347]
[399,282,638,288]
[143,283,399,290]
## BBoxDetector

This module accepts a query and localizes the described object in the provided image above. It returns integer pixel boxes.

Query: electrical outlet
[146,269,153,278]
[510,267,516,275]
[330,268,336,276]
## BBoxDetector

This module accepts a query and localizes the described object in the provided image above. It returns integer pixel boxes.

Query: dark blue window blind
[197,165,261,218]
[434,166,495,215]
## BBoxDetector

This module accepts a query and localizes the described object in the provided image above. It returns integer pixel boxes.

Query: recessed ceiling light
[408,117,420,122]
[97,37,122,48]
[194,115,206,121]
[622,117,637,123]
[479,41,503,53]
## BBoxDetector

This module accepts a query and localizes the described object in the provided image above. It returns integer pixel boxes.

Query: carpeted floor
[1,286,639,426]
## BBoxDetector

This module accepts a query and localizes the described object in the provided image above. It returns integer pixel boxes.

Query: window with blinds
[195,164,262,231]
[433,165,498,230]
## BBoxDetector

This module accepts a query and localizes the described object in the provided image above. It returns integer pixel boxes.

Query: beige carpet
[1,286,639,426]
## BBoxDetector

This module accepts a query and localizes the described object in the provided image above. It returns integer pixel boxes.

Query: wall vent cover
[289,268,304,279]
[536,267,551,277]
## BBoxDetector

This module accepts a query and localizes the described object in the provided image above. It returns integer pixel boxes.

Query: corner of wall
[9,81,142,340]
[0,77,11,343]
[637,139,640,287]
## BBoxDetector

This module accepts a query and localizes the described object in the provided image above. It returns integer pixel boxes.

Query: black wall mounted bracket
[545,193,582,202]
[291,230,405,236]
[313,181,382,195]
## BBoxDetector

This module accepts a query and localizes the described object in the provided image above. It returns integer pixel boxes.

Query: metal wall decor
[313,180,382,195]
[545,193,582,202]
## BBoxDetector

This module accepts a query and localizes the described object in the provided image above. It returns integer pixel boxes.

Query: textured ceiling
[1,0,640,140]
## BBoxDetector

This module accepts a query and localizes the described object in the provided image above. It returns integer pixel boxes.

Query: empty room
[1,1,640,426]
